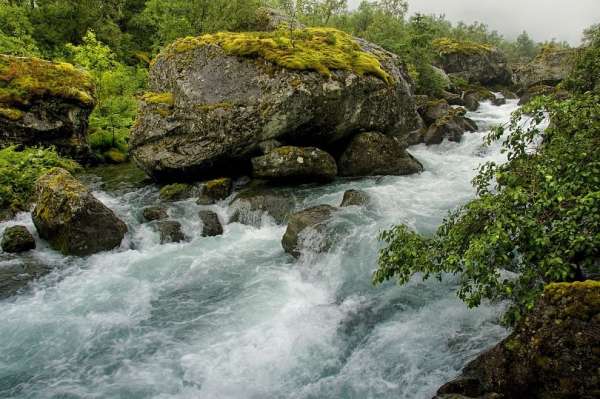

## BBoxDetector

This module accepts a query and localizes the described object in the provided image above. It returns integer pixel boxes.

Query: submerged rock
[491,97,506,106]
[282,205,337,258]
[1,225,36,253]
[340,189,370,207]
[197,178,233,205]
[433,38,512,86]
[0,55,96,160]
[436,281,600,399]
[156,220,186,244]
[251,146,337,183]
[229,188,295,226]
[32,168,127,256]
[338,132,423,177]
[142,206,168,222]
[0,261,51,299]
[199,210,223,237]
[130,28,421,181]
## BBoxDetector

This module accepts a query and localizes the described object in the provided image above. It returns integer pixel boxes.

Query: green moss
[103,148,128,164]
[205,177,230,190]
[141,91,174,106]
[544,281,600,320]
[158,28,392,84]
[159,183,195,202]
[433,38,494,56]
[0,106,24,121]
[195,102,233,112]
[0,55,95,109]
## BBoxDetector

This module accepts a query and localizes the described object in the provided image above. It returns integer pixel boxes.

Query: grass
[0,54,95,111]
[433,37,493,56]
[0,146,80,212]
[157,27,392,84]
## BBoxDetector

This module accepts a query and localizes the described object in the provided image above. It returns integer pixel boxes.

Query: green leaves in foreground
[375,93,600,325]
[0,146,80,212]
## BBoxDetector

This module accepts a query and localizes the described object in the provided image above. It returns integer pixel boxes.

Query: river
[0,99,518,399]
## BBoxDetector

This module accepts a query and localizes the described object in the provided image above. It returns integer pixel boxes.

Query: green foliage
[0,146,80,211]
[161,27,392,83]
[0,2,39,56]
[564,24,600,93]
[376,92,600,325]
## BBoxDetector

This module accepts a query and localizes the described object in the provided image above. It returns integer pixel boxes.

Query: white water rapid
[0,99,518,399]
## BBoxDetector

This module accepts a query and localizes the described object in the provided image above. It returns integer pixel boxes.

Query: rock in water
[159,183,197,202]
[130,28,421,181]
[252,146,337,183]
[436,281,600,399]
[424,108,478,145]
[142,206,168,222]
[32,168,127,256]
[1,225,36,253]
[420,99,451,125]
[197,178,233,205]
[0,261,51,299]
[338,132,423,177]
[340,189,370,207]
[282,205,337,258]
[433,38,512,86]
[0,55,95,160]
[199,210,223,237]
[156,221,186,244]
[230,188,295,226]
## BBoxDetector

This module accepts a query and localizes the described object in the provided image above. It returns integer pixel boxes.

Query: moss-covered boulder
[281,205,337,258]
[0,55,96,160]
[197,177,233,205]
[436,281,600,399]
[338,132,423,177]
[130,28,421,181]
[513,48,577,89]
[32,168,127,256]
[1,225,36,253]
[159,183,197,202]
[251,146,337,183]
[433,38,512,87]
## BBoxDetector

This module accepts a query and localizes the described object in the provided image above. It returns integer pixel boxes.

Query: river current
[0,99,518,399]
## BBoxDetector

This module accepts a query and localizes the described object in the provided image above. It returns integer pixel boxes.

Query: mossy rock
[437,280,600,398]
[433,38,494,56]
[159,183,197,202]
[32,168,128,256]
[197,177,233,205]
[1,225,36,253]
[251,146,338,183]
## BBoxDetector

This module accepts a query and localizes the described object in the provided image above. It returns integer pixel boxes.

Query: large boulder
[130,28,421,181]
[282,205,337,258]
[0,55,95,160]
[433,38,512,86]
[424,108,478,145]
[32,168,127,256]
[229,188,295,226]
[436,281,600,399]
[1,225,36,253]
[252,146,337,183]
[338,132,423,177]
[513,48,577,88]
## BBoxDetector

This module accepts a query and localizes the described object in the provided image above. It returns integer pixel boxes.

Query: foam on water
[0,100,517,399]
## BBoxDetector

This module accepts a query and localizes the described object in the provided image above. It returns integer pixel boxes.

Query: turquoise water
[0,100,517,399]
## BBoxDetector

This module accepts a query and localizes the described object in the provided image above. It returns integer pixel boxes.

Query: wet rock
[199,210,223,237]
[0,208,15,223]
[159,183,197,202]
[1,226,36,253]
[421,100,451,125]
[32,168,127,256]
[425,109,478,145]
[436,281,600,399]
[463,93,480,112]
[229,188,295,226]
[491,97,506,106]
[0,55,95,160]
[142,206,168,222]
[156,220,186,244]
[0,261,52,299]
[340,190,370,207]
[338,132,423,177]
[130,29,421,181]
[251,146,337,183]
[282,205,337,258]
[197,178,233,205]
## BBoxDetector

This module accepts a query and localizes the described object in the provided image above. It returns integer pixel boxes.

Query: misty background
[349,0,600,45]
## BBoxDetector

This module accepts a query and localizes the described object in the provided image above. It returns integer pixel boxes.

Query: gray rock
[338,132,423,177]
[421,100,451,125]
[1,225,36,253]
[281,205,337,258]
[340,190,370,207]
[156,221,186,244]
[425,109,478,145]
[230,188,295,226]
[513,48,577,88]
[197,178,233,205]
[463,93,480,112]
[32,168,127,256]
[142,206,168,222]
[251,146,337,183]
[130,31,421,181]
[199,210,223,237]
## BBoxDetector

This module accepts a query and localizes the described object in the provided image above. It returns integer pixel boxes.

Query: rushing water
[0,100,518,399]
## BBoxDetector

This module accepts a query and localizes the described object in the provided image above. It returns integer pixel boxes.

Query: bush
[0,146,80,212]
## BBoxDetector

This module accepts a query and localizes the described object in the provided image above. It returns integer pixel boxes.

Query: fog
[349,0,600,45]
